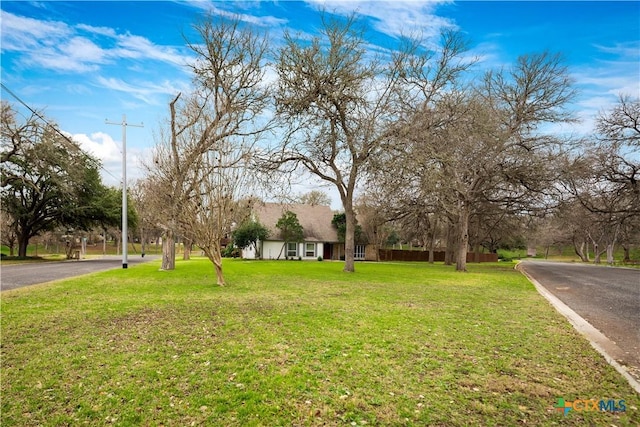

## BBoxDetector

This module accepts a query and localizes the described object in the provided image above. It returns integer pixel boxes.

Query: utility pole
[106,115,143,269]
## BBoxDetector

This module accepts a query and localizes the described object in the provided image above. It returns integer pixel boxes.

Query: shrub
[222,245,240,258]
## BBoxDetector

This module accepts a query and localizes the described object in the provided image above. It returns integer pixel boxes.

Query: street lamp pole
[106,114,143,269]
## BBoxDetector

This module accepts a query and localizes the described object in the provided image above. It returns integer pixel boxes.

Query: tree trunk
[428,217,437,263]
[605,223,620,265]
[203,246,225,286]
[277,242,286,260]
[65,240,76,259]
[162,228,176,270]
[254,241,261,259]
[622,245,631,263]
[585,240,590,262]
[183,238,192,260]
[17,230,30,258]
[140,227,146,257]
[444,221,455,265]
[573,239,589,262]
[343,206,356,273]
[472,219,481,263]
[606,244,615,265]
[455,203,470,272]
[594,251,601,264]
[607,223,620,265]
[593,243,603,264]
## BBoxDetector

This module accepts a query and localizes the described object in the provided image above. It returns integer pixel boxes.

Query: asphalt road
[519,260,640,377]
[0,255,160,291]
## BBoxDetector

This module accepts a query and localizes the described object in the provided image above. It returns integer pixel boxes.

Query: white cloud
[581,41,640,97]
[25,46,101,73]
[1,10,191,74]
[65,84,93,96]
[578,72,638,98]
[1,11,105,72]
[211,6,288,28]
[64,37,108,63]
[113,34,189,66]
[180,1,288,27]
[303,0,455,39]
[566,41,640,135]
[593,41,640,60]
[96,76,189,105]
[0,11,71,50]
[73,131,121,163]
[466,40,506,71]
[76,23,117,38]
[71,132,122,186]
[70,131,150,187]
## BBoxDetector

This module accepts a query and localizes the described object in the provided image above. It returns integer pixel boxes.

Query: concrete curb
[516,262,640,395]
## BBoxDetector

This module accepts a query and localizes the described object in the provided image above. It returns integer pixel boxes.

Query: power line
[0,82,121,183]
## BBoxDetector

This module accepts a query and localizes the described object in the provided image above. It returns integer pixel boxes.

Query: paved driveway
[0,255,160,291]
[519,260,640,381]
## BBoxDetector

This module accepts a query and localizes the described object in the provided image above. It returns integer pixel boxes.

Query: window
[354,245,365,260]
[287,242,298,258]
[305,243,316,257]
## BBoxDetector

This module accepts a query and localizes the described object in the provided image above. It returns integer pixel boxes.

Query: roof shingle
[253,202,339,243]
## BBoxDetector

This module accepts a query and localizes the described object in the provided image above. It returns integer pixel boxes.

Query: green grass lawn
[1,259,637,426]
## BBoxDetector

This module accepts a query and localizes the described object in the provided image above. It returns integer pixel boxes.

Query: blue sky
[1,1,639,200]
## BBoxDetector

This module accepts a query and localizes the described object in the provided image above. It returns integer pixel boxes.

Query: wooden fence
[378,249,498,263]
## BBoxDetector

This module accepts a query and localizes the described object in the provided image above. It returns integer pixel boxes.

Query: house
[241,202,343,260]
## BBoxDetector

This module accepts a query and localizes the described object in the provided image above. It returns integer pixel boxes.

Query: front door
[323,243,332,260]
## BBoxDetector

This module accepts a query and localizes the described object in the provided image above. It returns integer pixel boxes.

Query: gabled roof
[253,202,339,243]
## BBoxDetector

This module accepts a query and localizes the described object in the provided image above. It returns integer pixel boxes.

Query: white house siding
[242,241,324,260]
[261,241,283,259]
[242,244,257,259]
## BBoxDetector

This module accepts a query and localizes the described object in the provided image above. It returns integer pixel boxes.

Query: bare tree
[270,15,471,272]
[354,194,395,261]
[130,179,164,257]
[270,14,377,272]
[181,141,254,284]
[592,96,639,216]
[365,130,452,260]
[298,190,332,207]
[392,52,575,271]
[563,155,632,265]
[561,97,639,264]
[597,95,640,146]
[144,15,270,281]
[618,215,640,262]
